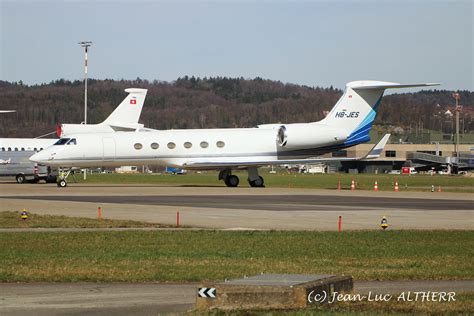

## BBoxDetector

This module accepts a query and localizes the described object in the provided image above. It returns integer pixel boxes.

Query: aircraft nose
[29,150,54,164]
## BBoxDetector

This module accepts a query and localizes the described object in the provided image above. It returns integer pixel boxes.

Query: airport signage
[198,287,216,298]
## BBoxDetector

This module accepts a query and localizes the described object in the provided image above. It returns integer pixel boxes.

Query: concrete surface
[196,274,353,310]
[0,283,196,316]
[1,280,473,315]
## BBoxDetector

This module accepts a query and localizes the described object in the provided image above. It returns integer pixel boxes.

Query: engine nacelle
[276,123,347,149]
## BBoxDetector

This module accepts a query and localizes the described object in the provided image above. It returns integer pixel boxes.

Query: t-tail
[58,88,148,137]
[321,81,439,146]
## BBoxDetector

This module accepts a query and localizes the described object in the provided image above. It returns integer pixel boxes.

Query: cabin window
[67,138,77,145]
[134,143,143,150]
[184,142,192,149]
[54,138,70,145]
[1,147,4,151]
[14,147,18,151]
[21,147,25,151]
[167,142,176,149]
[8,147,11,151]
[151,142,159,150]
[40,148,43,151]
[33,148,37,151]
[200,141,209,148]
[216,141,225,148]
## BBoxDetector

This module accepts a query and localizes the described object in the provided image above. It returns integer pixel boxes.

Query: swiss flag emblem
[130,99,137,105]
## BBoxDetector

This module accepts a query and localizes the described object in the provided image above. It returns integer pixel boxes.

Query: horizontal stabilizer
[108,123,144,132]
[347,81,440,90]
[363,134,390,159]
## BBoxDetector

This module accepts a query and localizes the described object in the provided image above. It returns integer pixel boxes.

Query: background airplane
[31,80,439,187]
[0,88,148,152]
[0,158,11,165]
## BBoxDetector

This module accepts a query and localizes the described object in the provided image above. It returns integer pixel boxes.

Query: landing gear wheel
[57,179,67,187]
[224,175,239,187]
[249,176,265,187]
[16,174,26,184]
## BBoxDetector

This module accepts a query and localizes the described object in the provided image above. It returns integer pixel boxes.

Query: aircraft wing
[183,134,390,169]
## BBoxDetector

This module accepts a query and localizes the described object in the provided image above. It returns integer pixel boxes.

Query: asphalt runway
[3,194,473,211]
[1,280,473,315]
[0,184,473,230]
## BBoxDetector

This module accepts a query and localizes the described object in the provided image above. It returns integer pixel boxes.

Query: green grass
[0,211,168,228]
[74,171,474,193]
[0,230,472,282]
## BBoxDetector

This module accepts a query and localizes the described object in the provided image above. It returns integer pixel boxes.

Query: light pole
[79,41,92,180]
[452,92,461,159]
[78,41,92,124]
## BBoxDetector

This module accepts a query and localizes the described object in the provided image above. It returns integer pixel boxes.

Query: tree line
[0,77,472,138]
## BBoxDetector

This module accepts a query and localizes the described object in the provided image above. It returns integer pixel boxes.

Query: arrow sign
[198,287,216,298]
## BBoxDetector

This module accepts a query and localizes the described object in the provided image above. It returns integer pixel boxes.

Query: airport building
[337,143,474,174]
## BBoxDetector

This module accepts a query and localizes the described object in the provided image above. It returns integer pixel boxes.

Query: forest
[0,77,472,138]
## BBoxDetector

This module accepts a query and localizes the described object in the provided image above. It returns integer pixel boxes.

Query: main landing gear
[247,167,264,187]
[219,168,265,188]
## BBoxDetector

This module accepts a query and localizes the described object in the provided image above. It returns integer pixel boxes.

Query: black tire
[249,176,265,187]
[225,175,239,187]
[16,174,26,184]
[57,179,67,187]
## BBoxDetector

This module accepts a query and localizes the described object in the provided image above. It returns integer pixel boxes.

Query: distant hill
[0,77,472,138]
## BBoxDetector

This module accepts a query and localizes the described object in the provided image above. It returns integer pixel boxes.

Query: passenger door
[102,138,116,162]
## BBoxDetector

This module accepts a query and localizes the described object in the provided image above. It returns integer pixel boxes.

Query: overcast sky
[1,0,472,90]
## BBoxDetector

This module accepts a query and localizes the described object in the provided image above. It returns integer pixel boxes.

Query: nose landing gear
[56,168,77,188]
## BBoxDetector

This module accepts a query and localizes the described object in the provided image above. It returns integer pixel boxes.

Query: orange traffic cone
[374,181,379,191]
[394,181,399,192]
[350,180,355,191]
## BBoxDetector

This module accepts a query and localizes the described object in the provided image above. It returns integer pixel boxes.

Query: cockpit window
[54,138,70,145]
[67,138,77,145]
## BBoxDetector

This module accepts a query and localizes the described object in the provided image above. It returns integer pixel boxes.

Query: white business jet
[31,81,439,187]
[0,88,148,152]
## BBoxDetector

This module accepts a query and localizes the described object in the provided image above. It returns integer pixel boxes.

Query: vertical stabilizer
[321,81,439,146]
[103,88,148,129]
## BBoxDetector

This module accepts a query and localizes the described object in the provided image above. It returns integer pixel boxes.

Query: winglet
[363,134,390,159]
